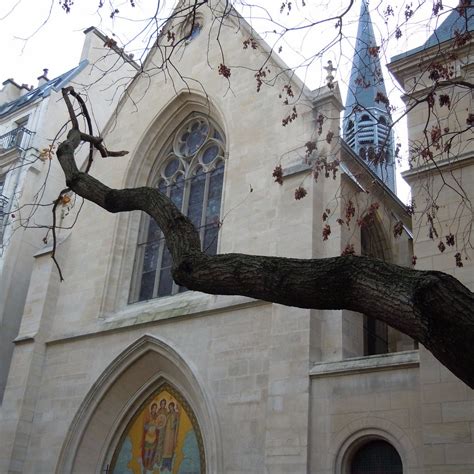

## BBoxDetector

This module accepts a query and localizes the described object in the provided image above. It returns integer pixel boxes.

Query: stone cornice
[310,350,420,378]
[402,152,473,182]
[45,295,269,346]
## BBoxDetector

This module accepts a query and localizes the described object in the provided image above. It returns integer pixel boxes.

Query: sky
[0,0,460,202]
[0,0,458,85]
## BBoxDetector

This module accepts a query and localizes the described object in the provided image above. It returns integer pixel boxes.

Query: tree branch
[56,100,474,388]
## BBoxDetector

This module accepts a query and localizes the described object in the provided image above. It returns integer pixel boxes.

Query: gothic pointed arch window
[361,216,390,355]
[131,114,225,303]
[360,216,415,355]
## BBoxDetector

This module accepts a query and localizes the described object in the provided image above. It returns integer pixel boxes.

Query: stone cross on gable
[324,60,336,88]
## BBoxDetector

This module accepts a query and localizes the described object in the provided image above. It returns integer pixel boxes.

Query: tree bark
[57,128,474,388]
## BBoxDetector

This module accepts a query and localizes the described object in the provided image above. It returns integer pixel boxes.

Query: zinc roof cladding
[344,0,389,118]
[0,60,88,118]
[391,2,474,62]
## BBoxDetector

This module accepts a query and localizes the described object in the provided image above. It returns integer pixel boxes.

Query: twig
[51,187,70,282]
[50,87,130,280]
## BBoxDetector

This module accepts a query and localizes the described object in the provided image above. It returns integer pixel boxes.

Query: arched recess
[98,90,229,317]
[337,432,404,474]
[360,213,392,264]
[56,334,222,474]
[360,214,393,355]
[332,418,419,473]
[350,439,402,473]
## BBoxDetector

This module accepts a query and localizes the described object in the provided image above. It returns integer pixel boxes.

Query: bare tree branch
[56,88,474,388]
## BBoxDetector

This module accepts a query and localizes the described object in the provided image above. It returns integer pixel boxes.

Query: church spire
[343,0,396,192]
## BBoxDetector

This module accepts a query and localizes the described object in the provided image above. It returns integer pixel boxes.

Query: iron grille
[0,126,33,152]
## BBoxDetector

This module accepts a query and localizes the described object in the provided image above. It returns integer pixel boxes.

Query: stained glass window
[132,115,225,302]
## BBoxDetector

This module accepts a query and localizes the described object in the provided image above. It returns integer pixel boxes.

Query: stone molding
[98,90,229,318]
[45,295,268,346]
[55,334,223,473]
[310,350,420,378]
[332,422,419,473]
[402,152,473,182]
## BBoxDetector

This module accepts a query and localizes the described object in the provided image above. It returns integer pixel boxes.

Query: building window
[186,22,202,42]
[361,219,389,355]
[360,218,415,355]
[14,116,29,149]
[131,114,225,302]
[363,316,388,355]
[177,10,203,43]
[367,146,376,163]
[350,439,402,474]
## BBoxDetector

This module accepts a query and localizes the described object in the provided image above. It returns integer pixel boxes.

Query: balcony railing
[0,126,33,152]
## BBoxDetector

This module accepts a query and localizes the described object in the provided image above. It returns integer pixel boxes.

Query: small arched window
[367,146,376,163]
[351,439,402,474]
[186,22,202,41]
[131,114,225,302]
[360,114,371,122]
[378,116,387,125]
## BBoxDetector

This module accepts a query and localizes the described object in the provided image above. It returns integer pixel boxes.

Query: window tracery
[131,114,225,302]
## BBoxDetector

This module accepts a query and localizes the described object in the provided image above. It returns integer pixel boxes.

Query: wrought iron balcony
[0,126,33,152]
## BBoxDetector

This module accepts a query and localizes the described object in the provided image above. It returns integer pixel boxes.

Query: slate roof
[0,60,88,118]
[391,2,474,62]
[344,0,389,118]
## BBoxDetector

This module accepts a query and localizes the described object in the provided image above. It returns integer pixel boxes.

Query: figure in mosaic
[110,386,204,473]
[141,400,167,471]
[161,401,180,471]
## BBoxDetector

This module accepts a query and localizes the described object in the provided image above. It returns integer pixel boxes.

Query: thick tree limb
[56,127,474,388]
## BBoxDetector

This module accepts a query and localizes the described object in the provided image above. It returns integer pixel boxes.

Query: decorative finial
[324,60,336,89]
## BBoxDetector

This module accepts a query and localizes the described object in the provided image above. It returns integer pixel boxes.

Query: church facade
[0,1,472,473]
